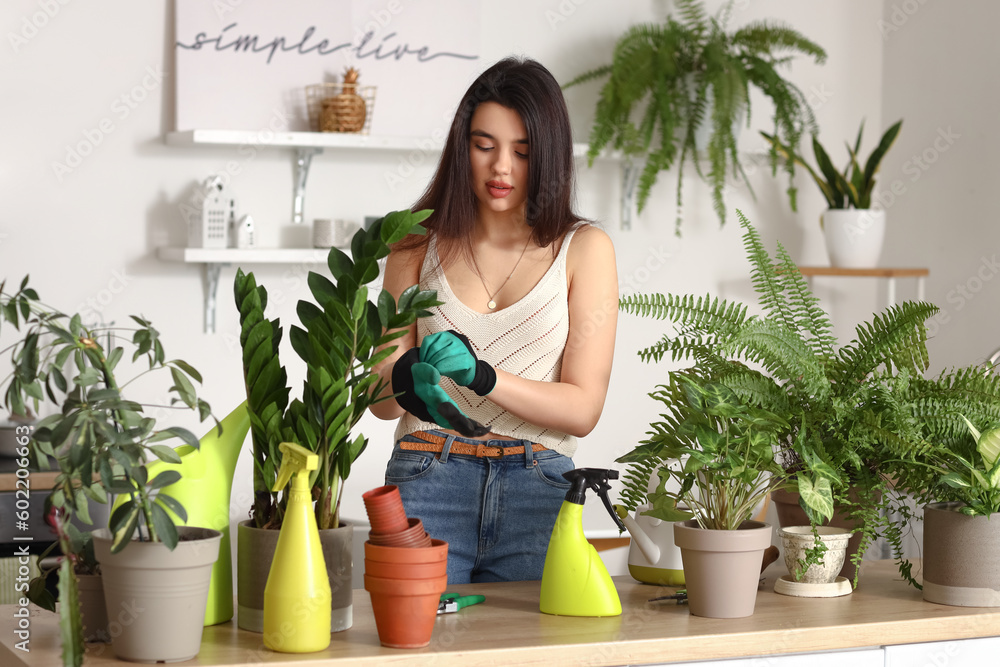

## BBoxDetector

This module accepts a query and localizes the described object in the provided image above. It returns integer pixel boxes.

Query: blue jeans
[385,430,574,584]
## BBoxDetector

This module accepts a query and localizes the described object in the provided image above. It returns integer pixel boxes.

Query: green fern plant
[618,210,938,586]
[565,0,826,234]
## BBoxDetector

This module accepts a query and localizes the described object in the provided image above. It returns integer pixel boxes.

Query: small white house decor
[188,175,236,249]
[231,214,256,249]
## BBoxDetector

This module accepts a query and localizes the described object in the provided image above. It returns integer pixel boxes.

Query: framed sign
[174,0,482,137]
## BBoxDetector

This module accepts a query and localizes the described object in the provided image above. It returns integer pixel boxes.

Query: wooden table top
[2,560,999,666]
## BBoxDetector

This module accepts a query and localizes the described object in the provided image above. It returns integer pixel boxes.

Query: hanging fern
[566,0,826,234]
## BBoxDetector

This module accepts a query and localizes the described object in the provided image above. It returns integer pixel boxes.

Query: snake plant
[760,119,903,212]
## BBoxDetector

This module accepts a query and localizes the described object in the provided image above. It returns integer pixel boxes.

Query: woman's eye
[515,151,528,159]
[474,144,493,152]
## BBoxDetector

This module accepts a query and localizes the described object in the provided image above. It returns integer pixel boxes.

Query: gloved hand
[392,347,489,437]
[419,330,496,396]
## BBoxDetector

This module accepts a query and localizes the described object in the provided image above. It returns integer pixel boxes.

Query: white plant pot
[822,209,886,268]
[778,525,851,584]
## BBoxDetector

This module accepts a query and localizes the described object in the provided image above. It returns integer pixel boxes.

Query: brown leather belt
[400,431,548,458]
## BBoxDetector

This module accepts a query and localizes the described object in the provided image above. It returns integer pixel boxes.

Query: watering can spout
[613,505,660,564]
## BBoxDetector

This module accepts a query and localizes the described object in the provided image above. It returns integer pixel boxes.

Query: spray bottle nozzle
[272,442,318,492]
[561,468,626,532]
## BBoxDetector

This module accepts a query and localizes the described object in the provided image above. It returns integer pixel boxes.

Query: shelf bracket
[292,147,323,224]
[620,160,640,231]
[200,262,227,334]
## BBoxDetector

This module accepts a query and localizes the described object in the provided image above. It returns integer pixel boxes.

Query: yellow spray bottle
[263,442,331,653]
[540,468,627,617]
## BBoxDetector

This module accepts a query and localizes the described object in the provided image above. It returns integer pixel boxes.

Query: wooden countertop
[0,471,59,492]
[2,560,999,666]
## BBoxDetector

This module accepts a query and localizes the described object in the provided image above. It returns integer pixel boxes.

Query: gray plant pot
[923,501,1000,607]
[92,526,221,663]
[237,519,353,633]
[673,519,771,618]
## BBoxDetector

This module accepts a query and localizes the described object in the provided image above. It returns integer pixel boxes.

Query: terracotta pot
[364,573,448,648]
[923,502,1000,607]
[364,538,448,564]
[673,520,771,619]
[771,486,871,585]
[363,485,409,535]
[367,517,432,548]
[92,526,221,663]
[364,558,447,580]
[237,520,354,633]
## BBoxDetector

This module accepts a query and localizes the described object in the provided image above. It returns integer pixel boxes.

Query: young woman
[369,57,618,584]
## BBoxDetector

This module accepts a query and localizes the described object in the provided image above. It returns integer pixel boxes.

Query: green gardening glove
[419,330,496,396]
[411,362,490,437]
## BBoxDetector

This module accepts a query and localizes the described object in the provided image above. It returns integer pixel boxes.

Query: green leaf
[109,504,141,553]
[156,492,187,523]
[327,248,353,280]
[149,470,182,489]
[797,475,834,522]
[150,503,179,549]
[148,444,183,464]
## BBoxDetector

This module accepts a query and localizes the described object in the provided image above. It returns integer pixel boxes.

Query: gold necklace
[476,235,531,310]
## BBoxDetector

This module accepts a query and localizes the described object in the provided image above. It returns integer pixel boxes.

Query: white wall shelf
[157,246,333,334]
[164,130,629,228]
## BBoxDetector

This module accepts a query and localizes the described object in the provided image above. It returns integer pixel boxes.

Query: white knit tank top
[394,225,582,457]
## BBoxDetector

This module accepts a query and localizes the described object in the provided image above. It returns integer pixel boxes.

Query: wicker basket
[306,83,376,134]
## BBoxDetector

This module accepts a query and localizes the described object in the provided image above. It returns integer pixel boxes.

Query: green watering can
[112,402,250,626]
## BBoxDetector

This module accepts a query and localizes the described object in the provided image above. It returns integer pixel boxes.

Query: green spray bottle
[540,468,627,617]
[263,442,331,653]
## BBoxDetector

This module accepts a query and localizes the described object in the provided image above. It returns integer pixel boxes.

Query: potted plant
[760,119,903,267]
[617,211,938,589]
[232,208,440,632]
[0,277,218,665]
[617,373,793,618]
[565,0,826,234]
[887,380,1000,606]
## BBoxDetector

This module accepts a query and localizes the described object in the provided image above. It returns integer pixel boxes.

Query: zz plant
[0,277,213,667]
[234,209,440,531]
[566,0,826,233]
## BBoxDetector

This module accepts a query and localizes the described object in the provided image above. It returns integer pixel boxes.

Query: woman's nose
[492,149,512,176]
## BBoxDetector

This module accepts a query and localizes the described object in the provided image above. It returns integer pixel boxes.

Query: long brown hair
[397,56,584,264]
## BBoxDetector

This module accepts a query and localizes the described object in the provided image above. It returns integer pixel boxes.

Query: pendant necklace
[476,235,532,310]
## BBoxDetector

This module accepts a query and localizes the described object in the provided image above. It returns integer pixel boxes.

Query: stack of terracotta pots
[362,485,448,649]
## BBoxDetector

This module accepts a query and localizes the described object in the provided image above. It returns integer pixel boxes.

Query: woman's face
[468,101,529,218]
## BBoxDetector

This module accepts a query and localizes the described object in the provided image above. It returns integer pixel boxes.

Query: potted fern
[887,381,1000,606]
[232,209,440,632]
[760,119,903,267]
[619,373,792,617]
[0,277,218,665]
[566,0,826,234]
[617,211,937,589]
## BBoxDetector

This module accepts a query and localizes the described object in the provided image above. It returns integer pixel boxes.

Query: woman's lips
[486,180,512,199]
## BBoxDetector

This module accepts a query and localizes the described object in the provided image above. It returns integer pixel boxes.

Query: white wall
[0,0,889,543]
[881,0,1000,374]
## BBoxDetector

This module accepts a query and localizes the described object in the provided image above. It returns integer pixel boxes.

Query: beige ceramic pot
[92,526,221,663]
[923,502,1000,607]
[673,519,771,618]
[237,519,353,632]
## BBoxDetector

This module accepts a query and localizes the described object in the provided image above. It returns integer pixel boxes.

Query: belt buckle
[475,443,502,458]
